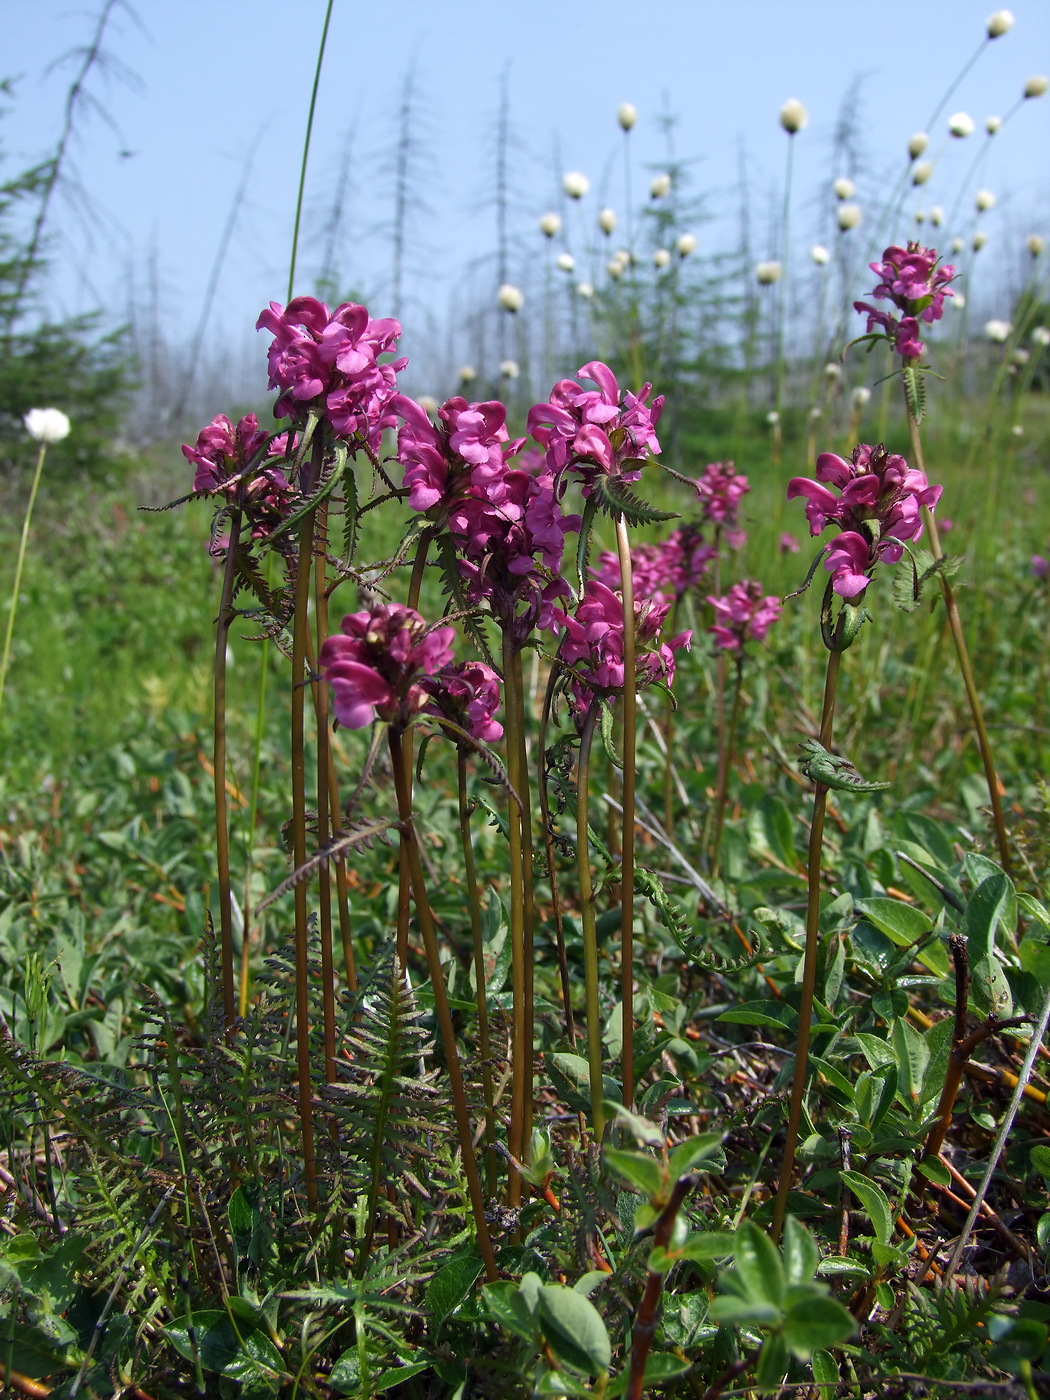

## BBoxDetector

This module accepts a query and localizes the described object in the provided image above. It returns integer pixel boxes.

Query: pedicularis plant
[6,247,1050,1400]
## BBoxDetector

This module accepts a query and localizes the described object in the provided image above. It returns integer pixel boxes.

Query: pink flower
[696,461,750,527]
[421,661,504,742]
[182,413,269,494]
[592,527,715,602]
[854,242,956,363]
[527,360,663,494]
[938,517,954,534]
[1033,555,1050,580]
[555,580,691,716]
[707,581,782,650]
[779,532,801,554]
[319,605,455,729]
[256,297,406,450]
[393,393,525,516]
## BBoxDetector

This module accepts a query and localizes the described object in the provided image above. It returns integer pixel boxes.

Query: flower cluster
[708,582,782,651]
[182,413,298,541]
[393,394,525,518]
[787,443,943,597]
[592,526,715,603]
[528,361,664,495]
[318,605,454,730]
[420,660,504,743]
[696,461,750,529]
[256,298,406,450]
[555,580,691,716]
[854,243,955,363]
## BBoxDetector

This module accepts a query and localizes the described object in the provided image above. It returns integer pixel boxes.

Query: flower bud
[984,318,1011,342]
[539,211,562,238]
[497,283,524,312]
[985,115,1003,134]
[987,9,1014,37]
[458,365,477,384]
[500,359,520,379]
[598,206,617,235]
[908,132,929,158]
[779,98,808,133]
[755,260,782,284]
[577,281,595,299]
[556,252,575,273]
[929,205,945,226]
[948,111,975,137]
[811,243,830,265]
[24,407,71,444]
[975,188,996,211]
[832,176,855,200]
[676,232,697,257]
[618,102,638,131]
[973,230,988,251]
[652,248,671,269]
[837,202,862,230]
[1032,325,1050,346]
[650,173,672,199]
[912,161,934,186]
[851,385,872,409]
[1027,234,1045,256]
[1025,74,1049,98]
[563,171,589,199]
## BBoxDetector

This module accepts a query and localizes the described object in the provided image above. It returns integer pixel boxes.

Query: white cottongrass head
[539,212,562,238]
[832,176,855,200]
[948,112,975,137]
[676,232,697,257]
[951,237,966,254]
[972,230,988,251]
[458,365,477,384]
[851,386,872,409]
[987,10,1014,37]
[779,98,807,134]
[1013,348,1031,366]
[837,202,862,230]
[984,318,1012,342]
[563,171,589,199]
[1011,424,1024,436]
[985,115,1003,134]
[1027,234,1045,256]
[766,410,780,425]
[755,260,782,284]
[908,132,929,159]
[811,243,830,265]
[1031,325,1050,346]
[607,256,627,281]
[598,207,617,235]
[975,189,996,212]
[618,102,638,131]
[650,173,672,199]
[24,408,70,444]
[952,290,967,308]
[500,359,520,379]
[824,362,842,380]
[915,209,926,225]
[929,205,945,227]
[576,281,594,299]
[1024,75,1048,98]
[497,283,524,312]
[556,252,575,273]
[417,395,438,416]
[808,406,823,422]
[652,248,672,269]
[912,161,934,186]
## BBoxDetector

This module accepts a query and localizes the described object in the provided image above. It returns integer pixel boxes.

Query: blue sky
[3,0,1048,399]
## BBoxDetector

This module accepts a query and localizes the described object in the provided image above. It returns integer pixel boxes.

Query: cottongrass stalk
[387,726,497,1278]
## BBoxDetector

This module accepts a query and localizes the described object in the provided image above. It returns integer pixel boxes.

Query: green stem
[576,701,605,1140]
[458,748,498,1195]
[0,442,48,720]
[710,651,745,877]
[502,628,527,1206]
[396,528,434,968]
[314,504,337,1083]
[388,727,497,1279]
[538,653,577,1048]
[212,506,243,1031]
[615,515,637,1112]
[771,647,841,1243]
[906,414,1010,873]
[511,645,536,1153]
[287,0,334,299]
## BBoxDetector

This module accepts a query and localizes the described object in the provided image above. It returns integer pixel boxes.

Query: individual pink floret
[707,581,782,650]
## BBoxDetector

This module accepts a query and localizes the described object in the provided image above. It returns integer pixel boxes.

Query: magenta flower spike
[695,461,750,528]
[256,296,407,450]
[787,443,942,597]
[182,412,299,544]
[421,660,504,742]
[318,604,455,730]
[853,242,956,364]
[527,360,664,495]
[393,393,526,517]
[707,581,782,651]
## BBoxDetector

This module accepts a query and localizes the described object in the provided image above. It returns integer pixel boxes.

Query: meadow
[2,9,1050,1399]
